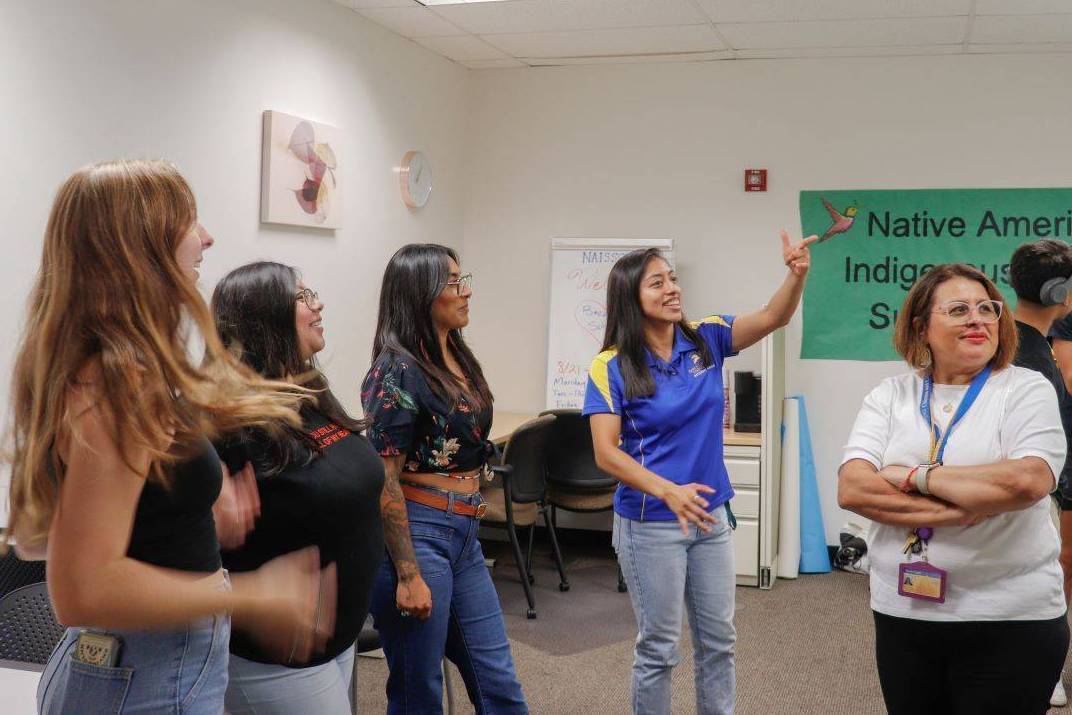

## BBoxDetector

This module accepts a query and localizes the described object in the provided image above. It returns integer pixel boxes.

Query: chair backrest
[0,581,65,665]
[500,414,556,504]
[538,409,616,490]
[0,551,47,600]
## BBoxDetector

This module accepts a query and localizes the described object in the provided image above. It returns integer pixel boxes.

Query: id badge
[898,560,947,603]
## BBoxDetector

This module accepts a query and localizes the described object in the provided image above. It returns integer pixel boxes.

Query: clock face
[401,151,432,208]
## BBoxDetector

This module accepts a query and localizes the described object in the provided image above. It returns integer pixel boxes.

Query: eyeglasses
[295,288,320,309]
[932,299,1003,324]
[444,273,473,296]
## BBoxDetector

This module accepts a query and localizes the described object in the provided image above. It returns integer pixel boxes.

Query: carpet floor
[356,534,1072,714]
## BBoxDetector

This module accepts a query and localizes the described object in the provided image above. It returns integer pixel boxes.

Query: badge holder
[898,541,947,603]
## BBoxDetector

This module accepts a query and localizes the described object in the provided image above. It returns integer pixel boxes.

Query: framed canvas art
[261,110,340,228]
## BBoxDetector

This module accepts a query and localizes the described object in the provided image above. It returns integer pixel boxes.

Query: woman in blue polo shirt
[584,231,816,715]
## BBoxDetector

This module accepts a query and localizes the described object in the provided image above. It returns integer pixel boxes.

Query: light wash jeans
[614,505,737,715]
[37,614,230,714]
[224,644,354,714]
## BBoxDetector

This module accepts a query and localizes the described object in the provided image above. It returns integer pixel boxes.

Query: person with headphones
[1008,238,1072,708]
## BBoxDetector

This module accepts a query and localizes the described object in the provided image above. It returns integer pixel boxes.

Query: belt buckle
[475,502,487,519]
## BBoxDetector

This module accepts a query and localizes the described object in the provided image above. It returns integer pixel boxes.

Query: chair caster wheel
[526,609,537,619]
[527,574,535,585]
[618,583,628,593]
[559,583,570,592]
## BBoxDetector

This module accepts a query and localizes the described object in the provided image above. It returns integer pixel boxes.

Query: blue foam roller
[790,396,832,573]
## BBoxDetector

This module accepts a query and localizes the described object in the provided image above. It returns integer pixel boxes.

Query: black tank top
[125,436,223,572]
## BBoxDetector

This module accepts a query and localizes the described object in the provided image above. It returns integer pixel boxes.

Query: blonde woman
[5,160,335,714]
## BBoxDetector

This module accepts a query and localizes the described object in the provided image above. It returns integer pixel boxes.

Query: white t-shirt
[841,366,1066,621]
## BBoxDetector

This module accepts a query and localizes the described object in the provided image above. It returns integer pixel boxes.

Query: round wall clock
[399,150,432,208]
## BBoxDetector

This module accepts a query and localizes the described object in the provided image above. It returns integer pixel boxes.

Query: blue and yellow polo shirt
[582,315,737,522]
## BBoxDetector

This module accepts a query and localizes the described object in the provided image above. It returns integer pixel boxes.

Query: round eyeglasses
[931,299,1002,324]
[444,273,473,296]
[295,288,319,309]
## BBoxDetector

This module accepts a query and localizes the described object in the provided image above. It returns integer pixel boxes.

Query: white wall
[461,54,1072,543]
[0,0,469,422]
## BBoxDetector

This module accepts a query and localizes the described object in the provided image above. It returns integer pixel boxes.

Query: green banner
[800,188,1072,361]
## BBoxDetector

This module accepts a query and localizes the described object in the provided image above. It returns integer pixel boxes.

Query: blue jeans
[370,486,527,714]
[614,506,737,715]
[225,644,354,714]
[37,613,230,714]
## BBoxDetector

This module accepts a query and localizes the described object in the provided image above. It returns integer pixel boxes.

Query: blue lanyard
[918,366,991,464]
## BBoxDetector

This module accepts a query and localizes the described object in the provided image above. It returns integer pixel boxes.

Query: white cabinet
[727,330,784,589]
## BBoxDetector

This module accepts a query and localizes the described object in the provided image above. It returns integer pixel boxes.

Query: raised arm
[838,458,980,527]
[590,413,717,535]
[378,454,432,619]
[731,230,818,352]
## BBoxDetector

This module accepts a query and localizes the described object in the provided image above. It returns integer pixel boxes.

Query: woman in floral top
[361,244,527,714]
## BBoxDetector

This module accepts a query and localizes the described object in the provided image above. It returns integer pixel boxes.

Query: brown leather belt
[401,484,487,519]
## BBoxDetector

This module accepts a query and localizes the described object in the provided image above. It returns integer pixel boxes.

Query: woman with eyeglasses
[839,263,1069,714]
[361,244,527,714]
[211,262,385,714]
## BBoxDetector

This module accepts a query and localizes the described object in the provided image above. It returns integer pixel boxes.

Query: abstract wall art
[260,110,340,228]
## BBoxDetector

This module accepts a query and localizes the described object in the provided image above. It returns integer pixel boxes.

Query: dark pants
[873,610,1069,715]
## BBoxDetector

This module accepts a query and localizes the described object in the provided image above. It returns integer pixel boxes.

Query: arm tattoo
[379,458,420,581]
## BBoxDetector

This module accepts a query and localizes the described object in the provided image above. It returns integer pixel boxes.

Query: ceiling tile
[735,44,962,59]
[527,50,733,65]
[971,14,1072,43]
[429,0,709,35]
[349,0,417,8]
[720,16,967,49]
[484,24,724,58]
[975,0,1072,15]
[463,58,529,68]
[357,6,464,37]
[696,0,970,23]
[415,35,510,61]
[968,41,1072,53]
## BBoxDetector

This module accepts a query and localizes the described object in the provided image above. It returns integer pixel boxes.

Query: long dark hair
[602,248,712,399]
[371,244,492,410]
[212,261,366,474]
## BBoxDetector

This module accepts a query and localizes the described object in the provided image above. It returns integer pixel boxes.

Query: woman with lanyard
[361,244,527,714]
[840,263,1069,714]
[583,231,816,715]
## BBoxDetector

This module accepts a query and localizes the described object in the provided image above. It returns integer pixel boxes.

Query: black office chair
[0,550,47,600]
[0,581,65,665]
[539,409,626,593]
[482,414,567,619]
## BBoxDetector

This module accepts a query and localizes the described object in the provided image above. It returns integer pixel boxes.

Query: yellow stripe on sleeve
[590,349,619,414]
[689,315,730,329]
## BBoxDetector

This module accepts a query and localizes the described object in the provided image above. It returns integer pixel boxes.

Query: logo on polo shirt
[688,352,712,377]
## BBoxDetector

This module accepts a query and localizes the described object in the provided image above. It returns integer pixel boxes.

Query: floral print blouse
[361,350,494,474]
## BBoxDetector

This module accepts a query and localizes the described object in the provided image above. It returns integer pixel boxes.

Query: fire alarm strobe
[745,169,767,192]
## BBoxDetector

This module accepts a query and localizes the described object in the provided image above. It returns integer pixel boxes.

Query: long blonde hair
[5,159,305,546]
